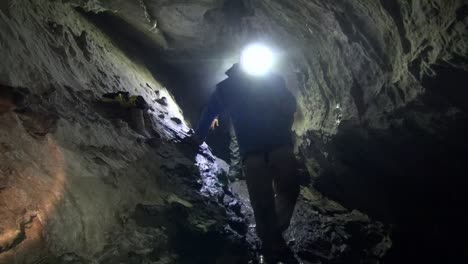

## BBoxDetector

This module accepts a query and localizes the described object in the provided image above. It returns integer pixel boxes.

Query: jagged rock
[155,97,168,106]
[170,117,182,125]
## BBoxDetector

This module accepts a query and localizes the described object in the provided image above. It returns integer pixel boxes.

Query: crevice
[379,0,411,54]
[75,7,207,124]
[0,215,36,254]
[350,78,366,118]
[456,4,468,19]
[72,30,91,61]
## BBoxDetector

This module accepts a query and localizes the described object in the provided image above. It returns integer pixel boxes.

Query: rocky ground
[1,0,467,263]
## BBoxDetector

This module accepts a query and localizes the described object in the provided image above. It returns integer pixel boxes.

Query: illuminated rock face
[0,1,249,263]
[1,0,467,263]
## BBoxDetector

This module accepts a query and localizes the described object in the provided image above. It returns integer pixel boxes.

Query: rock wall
[96,0,467,262]
[66,0,467,133]
[0,1,250,263]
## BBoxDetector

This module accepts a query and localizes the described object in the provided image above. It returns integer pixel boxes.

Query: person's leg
[244,153,282,251]
[269,146,300,233]
[228,125,242,181]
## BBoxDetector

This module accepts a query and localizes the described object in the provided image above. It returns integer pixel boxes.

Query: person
[192,63,299,262]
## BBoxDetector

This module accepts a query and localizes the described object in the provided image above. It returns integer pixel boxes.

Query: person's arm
[210,116,219,130]
[195,89,223,142]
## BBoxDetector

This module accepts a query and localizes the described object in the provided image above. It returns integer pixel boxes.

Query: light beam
[240,44,274,76]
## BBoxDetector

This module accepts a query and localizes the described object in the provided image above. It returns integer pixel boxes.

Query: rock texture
[231,181,391,264]
[1,0,467,263]
[0,1,251,263]
[78,1,465,262]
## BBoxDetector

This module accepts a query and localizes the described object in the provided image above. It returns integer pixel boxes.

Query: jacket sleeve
[196,89,223,141]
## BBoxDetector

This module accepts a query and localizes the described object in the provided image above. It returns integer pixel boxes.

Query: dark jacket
[196,64,296,157]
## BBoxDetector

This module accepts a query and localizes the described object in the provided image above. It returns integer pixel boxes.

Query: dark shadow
[313,63,468,263]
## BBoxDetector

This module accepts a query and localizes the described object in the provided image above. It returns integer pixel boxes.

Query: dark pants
[243,145,300,251]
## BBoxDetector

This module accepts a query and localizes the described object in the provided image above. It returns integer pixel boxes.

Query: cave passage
[0,1,467,264]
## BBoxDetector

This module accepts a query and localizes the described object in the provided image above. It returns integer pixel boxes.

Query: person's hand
[210,118,219,130]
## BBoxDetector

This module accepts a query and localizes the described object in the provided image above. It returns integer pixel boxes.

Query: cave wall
[0,1,250,263]
[64,0,468,262]
[80,0,467,223]
[0,1,394,263]
[68,0,467,133]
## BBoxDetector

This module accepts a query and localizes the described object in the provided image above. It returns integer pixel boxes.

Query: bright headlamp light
[240,44,274,76]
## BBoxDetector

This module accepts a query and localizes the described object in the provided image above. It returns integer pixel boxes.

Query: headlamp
[240,43,274,76]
